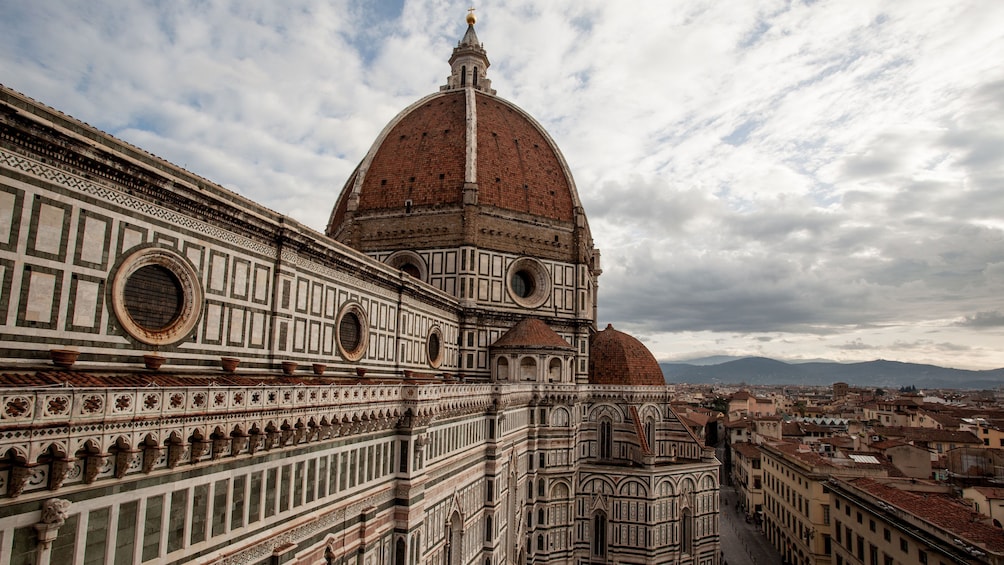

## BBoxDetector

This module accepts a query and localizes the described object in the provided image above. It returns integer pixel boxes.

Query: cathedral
[0,14,720,565]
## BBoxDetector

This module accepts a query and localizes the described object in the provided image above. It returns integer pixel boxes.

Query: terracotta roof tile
[970,486,1004,500]
[733,442,762,458]
[475,93,575,222]
[875,426,981,444]
[848,477,1004,553]
[491,318,573,349]
[337,90,576,224]
[0,371,359,388]
[588,324,664,387]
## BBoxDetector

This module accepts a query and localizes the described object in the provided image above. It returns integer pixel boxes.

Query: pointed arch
[681,507,694,554]
[395,537,406,565]
[598,417,612,459]
[446,508,464,565]
[591,511,608,557]
[589,403,625,423]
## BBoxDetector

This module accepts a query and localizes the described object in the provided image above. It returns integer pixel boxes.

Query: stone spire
[441,9,496,94]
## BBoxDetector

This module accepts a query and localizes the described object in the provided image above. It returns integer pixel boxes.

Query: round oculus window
[385,250,428,281]
[123,265,183,331]
[336,304,368,361]
[110,246,204,346]
[506,257,550,308]
[427,327,444,368]
[511,270,535,298]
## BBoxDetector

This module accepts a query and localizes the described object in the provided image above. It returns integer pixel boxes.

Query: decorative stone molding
[39,498,72,528]
[505,257,551,309]
[109,245,204,346]
[34,498,72,565]
[335,302,369,362]
[0,382,674,499]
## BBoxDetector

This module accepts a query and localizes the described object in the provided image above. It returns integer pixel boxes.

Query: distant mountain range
[660,357,1004,389]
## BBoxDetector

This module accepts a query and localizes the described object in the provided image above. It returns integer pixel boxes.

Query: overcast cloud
[2,0,1001,369]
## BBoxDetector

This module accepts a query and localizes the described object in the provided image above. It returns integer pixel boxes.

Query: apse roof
[588,324,666,387]
[491,318,573,350]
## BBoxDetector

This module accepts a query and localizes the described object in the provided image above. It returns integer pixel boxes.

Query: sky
[1,0,1002,370]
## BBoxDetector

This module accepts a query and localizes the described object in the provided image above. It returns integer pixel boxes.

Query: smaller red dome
[589,324,665,386]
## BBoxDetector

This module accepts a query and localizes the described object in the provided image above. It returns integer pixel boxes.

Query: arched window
[682,507,693,554]
[495,357,509,381]
[645,419,655,450]
[447,511,463,565]
[520,357,537,381]
[548,358,562,382]
[592,513,607,557]
[527,478,534,499]
[537,508,545,526]
[536,533,543,551]
[599,419,612,459]
[460,65,467,87]
[395,538,406,565]
[473,66,479,87]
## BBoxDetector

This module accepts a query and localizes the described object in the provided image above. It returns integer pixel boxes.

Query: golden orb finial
[466,7,476,25]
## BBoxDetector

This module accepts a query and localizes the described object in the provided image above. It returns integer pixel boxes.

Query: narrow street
[718,445,783,565]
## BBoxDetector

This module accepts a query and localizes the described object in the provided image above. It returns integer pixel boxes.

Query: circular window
[336,303,368,361]
[511,270,534,298]
[427,326,444,368]
[111,246,203,346]
[386,250,428,282]
[123,265,183,330]
[506,257,550,308]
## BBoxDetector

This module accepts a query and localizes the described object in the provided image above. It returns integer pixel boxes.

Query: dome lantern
[441,10,495,94]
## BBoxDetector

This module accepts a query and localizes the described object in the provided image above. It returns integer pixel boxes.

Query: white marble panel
[35,203,65,255]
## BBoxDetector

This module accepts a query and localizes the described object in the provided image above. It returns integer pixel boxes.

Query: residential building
[731,442,764,522]
[829,477,1004,565]
[965,487,1004,529]
[760,441,896,565]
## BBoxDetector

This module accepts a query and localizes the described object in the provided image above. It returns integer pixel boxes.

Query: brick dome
[325,20,594,265]
[589,324,665,386]
[328,90,577,226]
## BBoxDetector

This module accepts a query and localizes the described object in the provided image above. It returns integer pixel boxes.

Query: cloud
[832,339,879,351]
[2,0,1002,369]
[957,311,1004,328]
